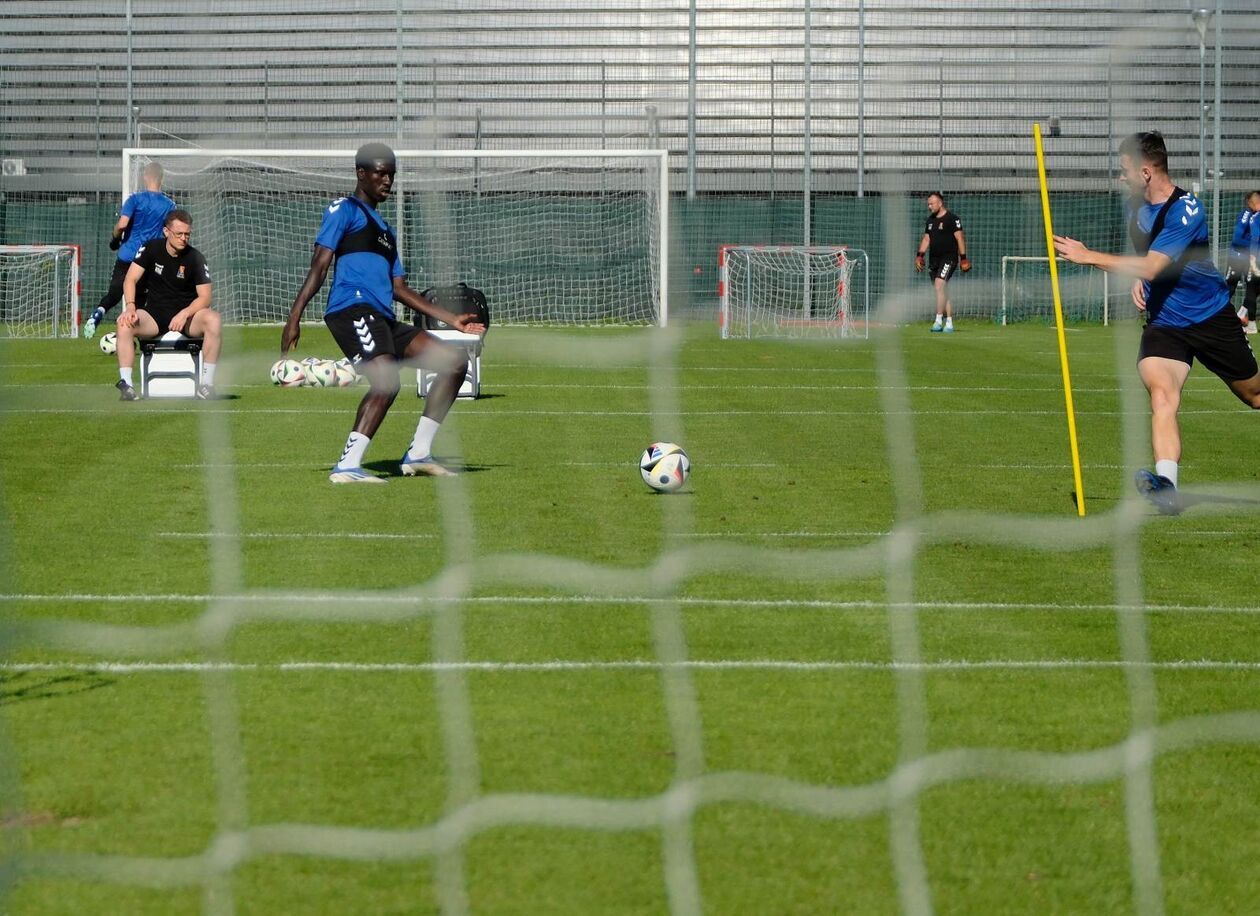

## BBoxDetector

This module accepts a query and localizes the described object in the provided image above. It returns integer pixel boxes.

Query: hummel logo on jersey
[377,233,393,250]
[353,316,376,353]
[329,199,344,213]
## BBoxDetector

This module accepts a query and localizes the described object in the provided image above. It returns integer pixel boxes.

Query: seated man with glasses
[115,209,221,400]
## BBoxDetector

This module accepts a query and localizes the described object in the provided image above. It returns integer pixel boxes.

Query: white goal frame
[0,244,81,337]
[718,244,870,339]
[122,147,670,327]
[1000,255,1112,326]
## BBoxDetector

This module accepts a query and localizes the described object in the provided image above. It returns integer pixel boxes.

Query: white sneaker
[1246,322,1257,335]
[399,452,455,477]
[329,466,386,484]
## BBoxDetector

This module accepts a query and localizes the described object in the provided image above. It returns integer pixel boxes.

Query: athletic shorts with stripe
[324,304,422,364]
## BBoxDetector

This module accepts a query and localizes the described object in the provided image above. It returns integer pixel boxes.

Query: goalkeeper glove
[109,234,121,251]
[914,252,925,272]
[960,255,972,272]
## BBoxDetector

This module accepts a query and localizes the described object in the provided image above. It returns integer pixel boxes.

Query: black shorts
[325,305,422,364]
[144,306,184,336]
[928,258,957,282]
[1139,306,1258,382]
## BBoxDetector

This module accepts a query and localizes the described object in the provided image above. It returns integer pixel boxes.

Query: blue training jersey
[1132,192,1229,328]
[1230,208,1256,254]
[315,197,405,316]
[118,190,176,262]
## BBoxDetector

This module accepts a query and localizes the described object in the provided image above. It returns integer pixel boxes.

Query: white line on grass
[4,659,1260,674]
[2,407,1249,417]
[3,594,1260,615]
[156,531,436,540]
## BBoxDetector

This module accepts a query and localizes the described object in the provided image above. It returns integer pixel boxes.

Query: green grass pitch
[2,320,1259,913]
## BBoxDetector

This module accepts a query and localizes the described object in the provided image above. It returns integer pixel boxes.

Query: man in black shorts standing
[915,192,971,332]
[1055,131,1260,513]
[115,209,221,400]
[282,142,486,484]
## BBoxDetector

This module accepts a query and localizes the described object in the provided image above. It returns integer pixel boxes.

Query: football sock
[944,316,954,328]
[119,367,133,387]
[409,416,441,458]
[338,432,370,469]
[202,363,217,385]
[1155,459,1178,487]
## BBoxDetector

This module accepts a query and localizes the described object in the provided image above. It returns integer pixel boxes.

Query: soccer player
[114,209,220,401]
[281,142,486,485]
[915,192,971,332]
[82,161,176,339]
[1223,190,1260,334]
[1054,131,1260,513]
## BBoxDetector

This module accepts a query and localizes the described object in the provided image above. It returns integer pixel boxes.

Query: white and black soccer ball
[333,362,357,387]
[308,360,338,387]
[99,331,118,355]
[640,442,690,493]
[271,359,305,387]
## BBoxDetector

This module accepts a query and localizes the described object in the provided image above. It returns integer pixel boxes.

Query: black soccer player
[915,192,970,332]
[1223,190,1260,334]
[83,161,176,340]
[282,142,486,484]
[115,209,221,400]
[1055,131,1260,513]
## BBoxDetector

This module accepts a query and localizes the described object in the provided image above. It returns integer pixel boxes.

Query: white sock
[338,432,370,470]
[119,367,133,387]
[945,316,953,327]
[202,363,216,385]
[409,416,441,459]
[1155,459,1178,487]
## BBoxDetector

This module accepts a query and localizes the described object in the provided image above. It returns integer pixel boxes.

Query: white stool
[417,329,482,399]
[140,331,203,399]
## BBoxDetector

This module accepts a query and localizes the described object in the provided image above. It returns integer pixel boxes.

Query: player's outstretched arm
[282,246,334,353]
[1053,235,1170,281]
[393,279,486,335]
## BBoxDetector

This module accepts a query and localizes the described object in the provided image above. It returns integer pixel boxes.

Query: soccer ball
[333,363,358,387]
[271,359,305,387]
[640,442,690,493]
[308,360,338,387]
[99,332,118,355]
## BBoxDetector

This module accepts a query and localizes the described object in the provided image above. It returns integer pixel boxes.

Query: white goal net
[719,244,868,339]
[0,245,80,338]
[122,148,668,327]
[1000,255,1116,325]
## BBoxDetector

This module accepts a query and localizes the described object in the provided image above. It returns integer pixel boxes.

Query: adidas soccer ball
[271,359,305,387]
[333,362,358,387]
[640,442,690,493]
[99,332,118,355]
[308,360,338,387]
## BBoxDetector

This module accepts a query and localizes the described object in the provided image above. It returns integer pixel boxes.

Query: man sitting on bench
[115,208,220,400]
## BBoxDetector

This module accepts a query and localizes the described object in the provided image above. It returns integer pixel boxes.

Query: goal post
[122,147,669,327]
[1000,255,1112,326]
[718,244,869,340]
[0,244,81,338]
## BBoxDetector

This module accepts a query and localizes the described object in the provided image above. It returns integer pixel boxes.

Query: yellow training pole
[1034,122,1086,516]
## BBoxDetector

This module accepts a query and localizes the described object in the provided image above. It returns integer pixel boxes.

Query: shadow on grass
[0,671,113,707]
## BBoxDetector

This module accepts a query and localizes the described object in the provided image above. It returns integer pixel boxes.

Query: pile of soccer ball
[270,356,359,388]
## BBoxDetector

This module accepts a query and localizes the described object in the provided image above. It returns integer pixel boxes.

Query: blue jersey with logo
[315,197,405,316]
[118,189,176,262]
[1230,208,1257,254]
[1131,193,1229,328]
